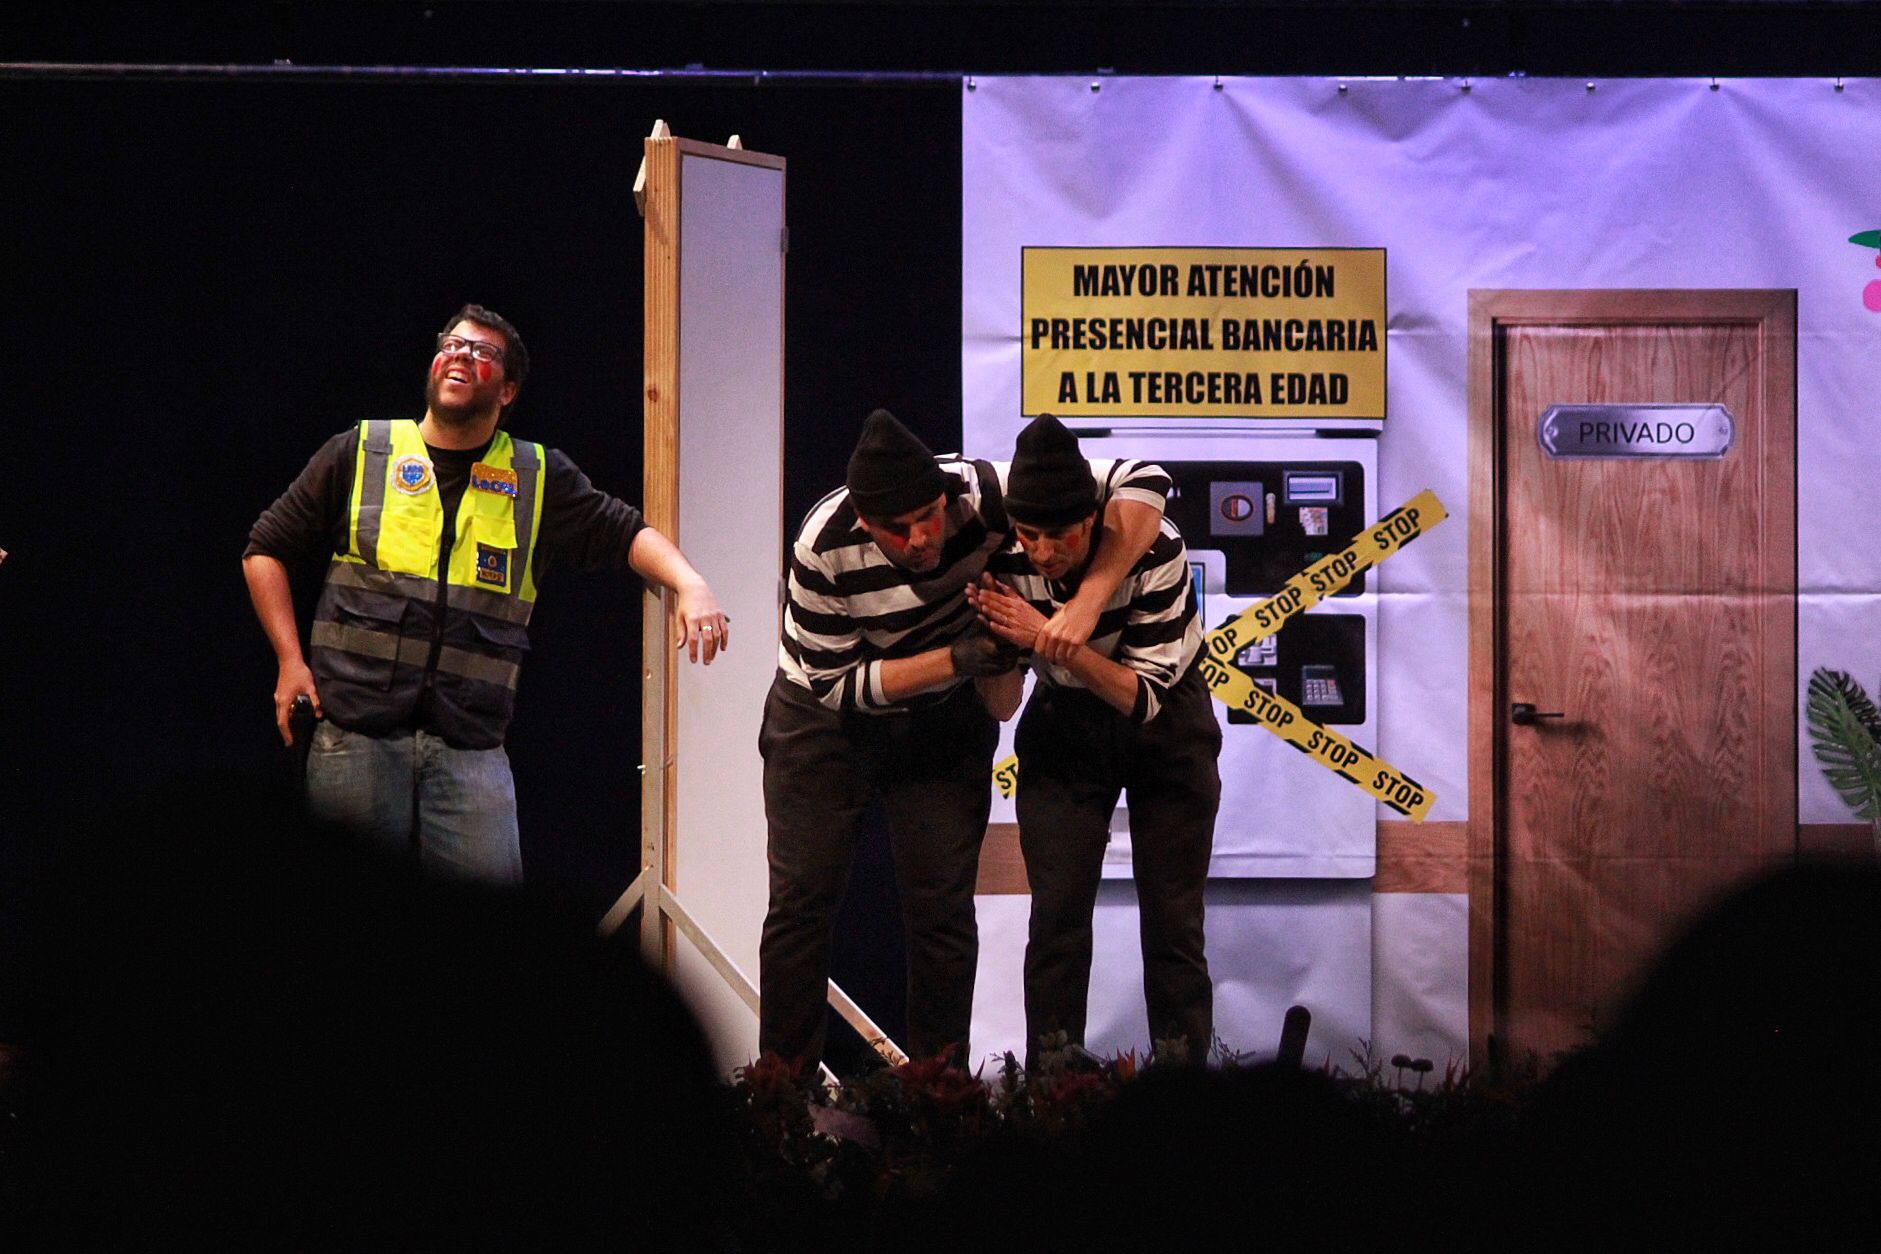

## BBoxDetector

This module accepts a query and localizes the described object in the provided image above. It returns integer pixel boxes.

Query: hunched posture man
[759,408,1169,1069]
[243,304,726,885]
[970,414,1221,1066]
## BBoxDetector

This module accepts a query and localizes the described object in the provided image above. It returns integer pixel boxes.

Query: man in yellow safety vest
[243,304,726,885]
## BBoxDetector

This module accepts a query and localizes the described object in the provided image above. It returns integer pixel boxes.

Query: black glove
[950,624,1019,677]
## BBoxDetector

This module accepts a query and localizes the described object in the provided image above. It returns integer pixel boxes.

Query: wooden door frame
[1465,289,1797,1070]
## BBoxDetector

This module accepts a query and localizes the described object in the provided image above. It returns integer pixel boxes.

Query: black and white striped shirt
[779,457,1169,713]
[986,515,1202,725]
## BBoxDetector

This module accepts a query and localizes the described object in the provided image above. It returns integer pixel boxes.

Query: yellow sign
[1021,246,1386,420]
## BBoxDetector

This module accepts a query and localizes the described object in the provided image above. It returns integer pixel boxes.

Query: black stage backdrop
[0,78,960,1053]
[13,0,1881,1056]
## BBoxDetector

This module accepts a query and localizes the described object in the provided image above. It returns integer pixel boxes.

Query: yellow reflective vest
[309,420,545,748]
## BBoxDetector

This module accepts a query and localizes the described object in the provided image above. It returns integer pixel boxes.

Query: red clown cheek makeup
[432,353,495,383]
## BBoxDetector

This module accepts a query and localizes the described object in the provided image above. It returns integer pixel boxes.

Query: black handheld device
[288,695,317,777]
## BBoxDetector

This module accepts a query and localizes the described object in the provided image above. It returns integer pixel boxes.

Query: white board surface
[670,150,786,1073]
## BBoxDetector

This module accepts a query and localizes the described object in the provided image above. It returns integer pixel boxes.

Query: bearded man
[243,304,726,884]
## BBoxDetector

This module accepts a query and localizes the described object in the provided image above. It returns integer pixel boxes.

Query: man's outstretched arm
[628,527,730,665]
[1034,495,1163,662]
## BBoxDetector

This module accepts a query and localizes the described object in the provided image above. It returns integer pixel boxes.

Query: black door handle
[1511,702,1565,726]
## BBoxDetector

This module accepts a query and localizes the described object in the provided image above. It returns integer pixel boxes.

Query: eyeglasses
[436,333,507,366]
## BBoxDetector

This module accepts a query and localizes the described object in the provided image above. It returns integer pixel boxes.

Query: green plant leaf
[1805,668,1881,824]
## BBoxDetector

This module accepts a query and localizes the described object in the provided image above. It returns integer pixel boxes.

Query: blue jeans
[306,721,523,886]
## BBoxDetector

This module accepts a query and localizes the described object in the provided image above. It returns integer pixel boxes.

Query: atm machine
[977,430,1380,1063]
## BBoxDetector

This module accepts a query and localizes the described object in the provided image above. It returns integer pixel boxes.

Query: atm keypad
[1301,665,1344,706]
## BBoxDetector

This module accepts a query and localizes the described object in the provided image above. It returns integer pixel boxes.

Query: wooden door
[1467,290,1796,1070]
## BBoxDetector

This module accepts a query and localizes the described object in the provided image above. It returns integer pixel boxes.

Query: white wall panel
[972,880,1372,1069]
[965,75,1881,822]
[671,151,784,1073]
[1371,893,1470,1070]
[964,75,1881,1064]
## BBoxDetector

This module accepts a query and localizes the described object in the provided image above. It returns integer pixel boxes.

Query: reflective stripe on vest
[310,619,522,690]
[354,420,395,570]
[321,560,534,625]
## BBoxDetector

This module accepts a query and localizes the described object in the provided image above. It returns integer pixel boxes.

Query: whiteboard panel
[671,151,785,1069]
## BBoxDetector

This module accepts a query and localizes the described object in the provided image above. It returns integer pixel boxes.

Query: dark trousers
[1015,663,1222,1064]
[758,675,998,1068]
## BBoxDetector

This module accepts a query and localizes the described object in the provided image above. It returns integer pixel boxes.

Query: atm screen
[1283,470,1344,506]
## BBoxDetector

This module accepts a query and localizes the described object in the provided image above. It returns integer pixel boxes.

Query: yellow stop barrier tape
[1198,488,1445,821]
[993,754,1021,801]
[993,489,1447,820]
[1194,655,1433,820]
[1205,489,1446,655]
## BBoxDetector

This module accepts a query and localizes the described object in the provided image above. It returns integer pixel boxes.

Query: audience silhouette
[10,771,733,1248]
[10,782,1880,1250]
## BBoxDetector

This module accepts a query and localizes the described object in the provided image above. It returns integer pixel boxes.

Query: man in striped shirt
[970,414,1222,1066]
[759,409,1169,1070]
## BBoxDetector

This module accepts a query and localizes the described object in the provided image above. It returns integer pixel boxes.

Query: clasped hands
[958,573,1094,675]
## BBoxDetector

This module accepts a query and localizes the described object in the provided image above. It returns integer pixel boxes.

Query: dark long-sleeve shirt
[244,427,647,577]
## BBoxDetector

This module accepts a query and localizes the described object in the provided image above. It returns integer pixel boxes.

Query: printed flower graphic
[1850,230,1881,312]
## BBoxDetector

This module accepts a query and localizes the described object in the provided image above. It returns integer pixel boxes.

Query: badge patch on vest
[469,462,519,497]
[392,454,435,496]
[475,543,511,588]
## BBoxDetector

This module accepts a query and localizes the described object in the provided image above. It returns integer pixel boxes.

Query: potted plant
[1804,668,1881,858]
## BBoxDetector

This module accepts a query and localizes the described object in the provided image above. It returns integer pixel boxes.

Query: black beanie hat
[847,409,950,520]
[1006,414,1097,527]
